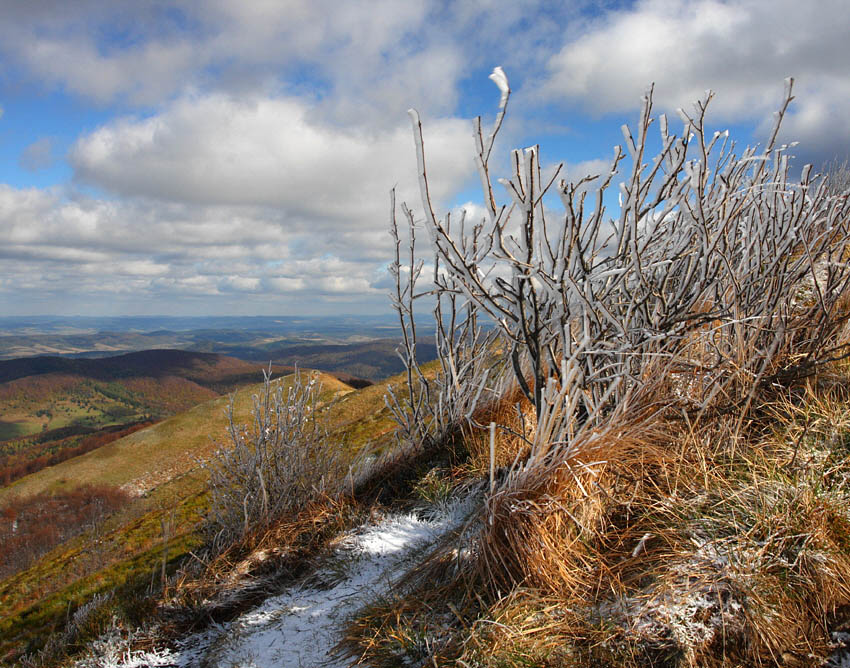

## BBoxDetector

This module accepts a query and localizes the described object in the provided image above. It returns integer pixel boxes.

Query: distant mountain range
[0,349,290,388]
[0,315,439,381]
[0,314,400,338]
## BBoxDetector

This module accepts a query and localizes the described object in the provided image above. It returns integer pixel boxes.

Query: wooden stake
[489,421,496,495]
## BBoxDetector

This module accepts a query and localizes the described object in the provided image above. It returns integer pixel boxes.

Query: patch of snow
[591,540,747,662]
[826,632,850,668]
[79,497,474,668]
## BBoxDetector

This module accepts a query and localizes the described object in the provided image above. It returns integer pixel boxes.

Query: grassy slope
[0,370,384,661]
[10,358,849,666]
[0,371,352,504]
[0,353,300,488]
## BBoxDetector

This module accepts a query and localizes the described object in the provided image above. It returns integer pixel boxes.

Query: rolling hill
[0,370,357,504]
[0,368,401,660]
[0,349,290,388]
[0,351,298,487]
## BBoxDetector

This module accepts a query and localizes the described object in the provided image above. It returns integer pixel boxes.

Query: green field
[0,421,35,441]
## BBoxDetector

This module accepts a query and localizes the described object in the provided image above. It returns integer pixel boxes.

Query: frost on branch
[394,66,850,474]
[204,367,353,548]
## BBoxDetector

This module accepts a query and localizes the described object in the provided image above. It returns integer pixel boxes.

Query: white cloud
[0,141,476,313]
[21,37,199,105]
[544,0,850,113]
[542,0,850,164]
[0,1,594,125]
[70,92,476,227]
[0,1,463,120]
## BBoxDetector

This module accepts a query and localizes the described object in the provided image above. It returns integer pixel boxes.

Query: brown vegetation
[0,484,131,580]
[0,421,155,487]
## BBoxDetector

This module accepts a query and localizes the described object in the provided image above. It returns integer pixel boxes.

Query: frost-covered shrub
[386,198,511,452]
[400,68,850,468]
[18,592,116,668]
[823,158,850,196]
[204,368,352,547]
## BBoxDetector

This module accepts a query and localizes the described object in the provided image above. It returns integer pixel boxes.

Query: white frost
[80,499,473,668]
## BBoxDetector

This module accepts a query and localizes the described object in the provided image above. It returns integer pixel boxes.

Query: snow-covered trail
[88,500,473,668]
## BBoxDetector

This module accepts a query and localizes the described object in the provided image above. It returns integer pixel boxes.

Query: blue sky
[1,0,848,317]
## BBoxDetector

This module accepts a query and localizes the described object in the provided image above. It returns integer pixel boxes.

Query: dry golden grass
[347,362,850,668]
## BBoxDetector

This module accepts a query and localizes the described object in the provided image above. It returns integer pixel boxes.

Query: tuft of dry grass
[164,494,364,629]
[347,362,850,668]
[467,375,850,666]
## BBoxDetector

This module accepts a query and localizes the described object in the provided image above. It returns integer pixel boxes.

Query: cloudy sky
[1,0,848,317]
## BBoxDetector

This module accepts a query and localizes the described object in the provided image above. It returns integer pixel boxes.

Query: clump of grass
[15,591,117,668]
[347,365,850,667]
[412,467,456,505]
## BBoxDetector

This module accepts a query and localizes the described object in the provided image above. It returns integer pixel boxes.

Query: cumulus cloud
[0,1,592,125]
[70,93,474,218]
[59,90,481,312]
[541,0,850,165]
[3,0,848,316]
[544,0,849,112]
[0,101,477,314]
[0,0,462,120]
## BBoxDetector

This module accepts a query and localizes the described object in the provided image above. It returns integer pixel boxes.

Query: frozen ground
[76,498,474,668]
[827,633,850,668]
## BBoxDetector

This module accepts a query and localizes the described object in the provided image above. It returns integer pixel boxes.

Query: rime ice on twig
[398,66,850,479]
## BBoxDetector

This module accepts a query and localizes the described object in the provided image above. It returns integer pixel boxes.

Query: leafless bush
[204,368,353,548]
[823,158,850,197]
[364,69,850,666]
[18,592,116,668]
[385,193,512,451]
[402,68,850,474]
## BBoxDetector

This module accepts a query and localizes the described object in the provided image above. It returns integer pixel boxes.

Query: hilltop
[0,315,437,381]
[0,349,289,388]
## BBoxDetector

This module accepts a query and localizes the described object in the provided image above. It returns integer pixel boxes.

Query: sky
[1,0,848,318]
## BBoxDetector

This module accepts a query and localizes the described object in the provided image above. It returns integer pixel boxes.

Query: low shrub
[203,368,356,550]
